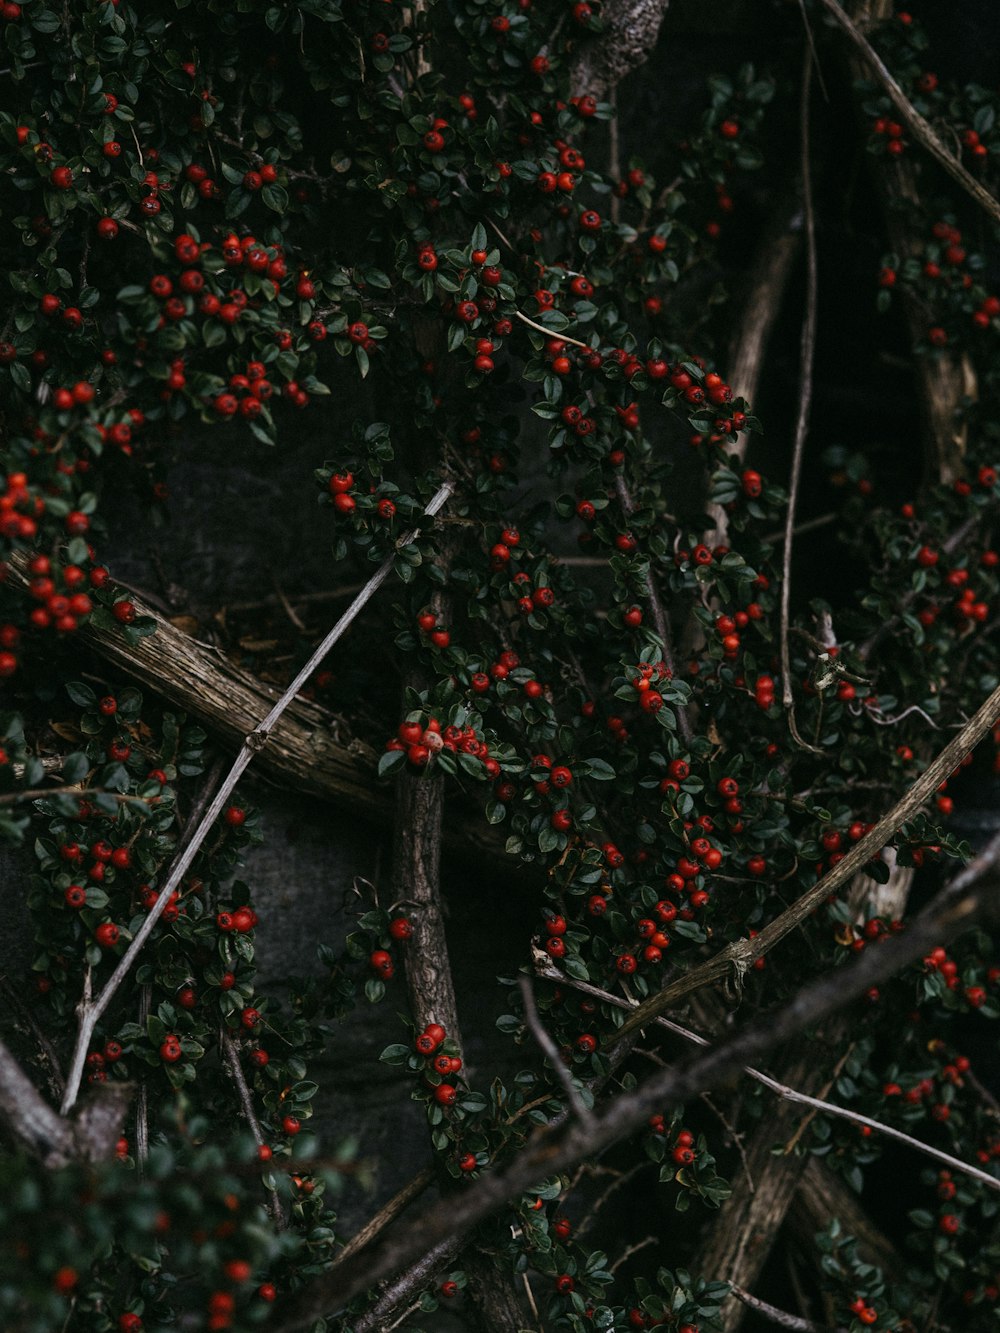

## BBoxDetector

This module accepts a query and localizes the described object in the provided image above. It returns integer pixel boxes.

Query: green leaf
[66,681,97,708]
[379,747,408,780]
[61,753,90,784]
[261,183,288,213]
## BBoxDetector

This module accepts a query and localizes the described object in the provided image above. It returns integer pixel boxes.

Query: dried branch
[817,0,1000,226]
[0,1034,77,1166]
[614,473,692,743]
[538,964,1000,1194]
[515,309,590,350]
[220,1028,286,1229]
[519,975,593,1127]
[612,673,1000,1041]
[350,1236,458,1333]
[58,484,454,1116]
[780,49,821,753]
[793,1159,902,1276]
[841,0,976,486]
[609,1235,657,1275]
[726,201,803,404]
[334,1168,435,1268]
[270,841,1000,1331]
[729,1284,846,1333]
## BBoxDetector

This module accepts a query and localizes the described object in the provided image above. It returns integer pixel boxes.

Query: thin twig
[270,840,1000,1331]
[614,474,692,743]
[764,512,836,545]
[0,974,65,1095]
[521,1269,542,1329]
[0,785,153,809]
[574,1162,645,1238]
[270,574,307,632]
[609,1235,657,1275]
[351,1237,457,1333]
[536,961,1000,1195]
[515,309,590,350]
[222,583,364,614]
[612,674,1000,1038]
[608,87,621,226]
[385,1301,423,1332]
[780,47,821,754]
[816,0,1000,226]
[782,1043,855,1155]
[334,1168,435,1267]
[221,1027,287,1229]
[58,483,453,1116]
[519,976,593,1127]
[700,1090,755,1194]
[730,1283,846,1333]
[135,983,151,1170]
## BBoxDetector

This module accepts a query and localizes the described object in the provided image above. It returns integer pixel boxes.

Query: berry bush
[3,0,1000,1330]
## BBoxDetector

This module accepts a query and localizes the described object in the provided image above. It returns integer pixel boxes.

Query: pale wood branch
[819,0,1000,226]
[612,674,1000,1041]
[271,841,1000,1331]
[57,484,454,1116]
[730,1283,846,1333]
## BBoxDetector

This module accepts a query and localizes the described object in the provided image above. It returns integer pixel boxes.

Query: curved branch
[270,840,1000,1332]
[613,673,1000,1040]
[819,0,1000,225]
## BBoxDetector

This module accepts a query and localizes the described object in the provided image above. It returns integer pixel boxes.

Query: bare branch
[613,674,1000,1040]
[519,976,594,1127]
[350,1237,458,1333]
[0,1034,77,1166]
[334,1168,435,1267]
[609,1235,657,1275]
[58,484,454,1116]
[270,843,1000,1331]
[539,964,1000,1194]
[569,0,672,100]
[220,1028,287,1229]
[729,1284,847,1333]
[817,0,1000,226]
[780,49,821,753]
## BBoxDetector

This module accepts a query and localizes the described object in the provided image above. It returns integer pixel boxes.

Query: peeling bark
[570,0,671,100]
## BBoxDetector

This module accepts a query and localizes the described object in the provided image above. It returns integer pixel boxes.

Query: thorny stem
[780,48,820,753]
[59,483,453,1115]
